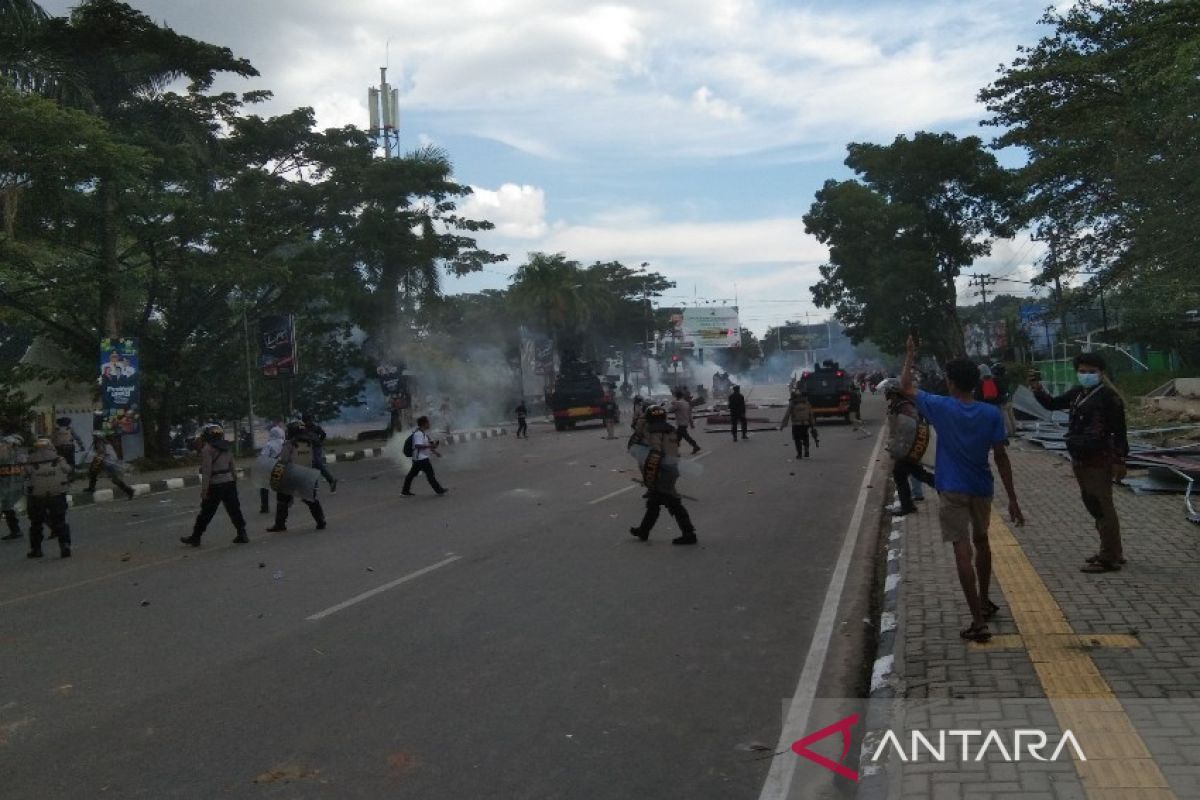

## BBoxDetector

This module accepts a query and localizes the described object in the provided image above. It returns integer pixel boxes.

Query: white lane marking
[587,485,637,505]
[690,450,711,461]
[305,556,462,621]
[757,425,885,800]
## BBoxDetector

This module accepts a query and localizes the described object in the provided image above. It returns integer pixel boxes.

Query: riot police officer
[1,434,25,541]
[180,424,247,546]
[25,437,72,558]
[267,421,327,532]
[629,405,697,545]
[51,417,84,470]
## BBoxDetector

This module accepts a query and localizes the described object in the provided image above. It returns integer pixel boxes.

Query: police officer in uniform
[180,424,247,546]
[629,405,697,545]
[728,385,748,441]
[780,389,817,458]
[1,434,25,541]
[25,437,72,558]
[267,421,327,532]
[302,413,337,494]
[51,417,84,470]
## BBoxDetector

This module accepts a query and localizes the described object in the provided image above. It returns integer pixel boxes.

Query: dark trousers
[28,495,69,553]
[636,491,695,536]
[893,460,935,511]
[88,468,132,496]
[193,482,246,538]
[403,459,444,493]
[1073,464,1123,562]
[313,449,335,486]
[676,425,699,450]
[516,419,528,438]
[730,414,747,440]
[275,492,325,527]
[2,508,21,536]
[791,425,811,457]
[259,487,270,513]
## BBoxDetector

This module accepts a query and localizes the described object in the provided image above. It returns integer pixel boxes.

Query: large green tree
[805,132,1014,360]
[980,0,1200,292]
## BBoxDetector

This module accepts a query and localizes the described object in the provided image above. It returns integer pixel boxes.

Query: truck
[548,361,608,431]
[796,360,856,422]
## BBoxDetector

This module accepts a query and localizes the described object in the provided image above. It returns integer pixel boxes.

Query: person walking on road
[402,416,448,497]
[303,413,337,494]
[728,385,748,441]
[779,389,817,459]
[670,389,701,454]
[515,401,529,439]
[601,393,619,439]
[878,378,935,516]
[257,424,284,514]
[24,437,72,559]
[51,417,84,471]
[1,434,26,541]
[85,433,135,499]
[181,425,247,547]
[900,334,1024,643]
[267,422,327,532]
[629,405,697,545]
[1029,353,1128,573]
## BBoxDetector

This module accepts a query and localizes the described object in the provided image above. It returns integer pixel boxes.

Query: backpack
[402,432,415,458]
[980,376,999,402]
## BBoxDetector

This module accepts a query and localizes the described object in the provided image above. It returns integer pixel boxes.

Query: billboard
[376,364,411,410]
[681,307,740,349]
[778,324,830,352]
[259,315,297,377]
[99,337,140,435]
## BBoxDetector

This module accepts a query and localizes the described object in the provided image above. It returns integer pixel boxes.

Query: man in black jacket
[728,385,748,441]
[1030,352,1129,573]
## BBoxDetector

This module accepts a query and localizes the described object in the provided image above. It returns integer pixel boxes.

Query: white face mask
[1077,371,1101,388]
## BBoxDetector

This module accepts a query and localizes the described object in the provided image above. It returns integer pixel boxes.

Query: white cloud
[461,184,548,239]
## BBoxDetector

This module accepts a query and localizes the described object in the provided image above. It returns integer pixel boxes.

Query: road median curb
[67,427,509,506]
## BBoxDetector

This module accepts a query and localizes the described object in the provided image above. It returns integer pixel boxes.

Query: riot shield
[269,461,320,502]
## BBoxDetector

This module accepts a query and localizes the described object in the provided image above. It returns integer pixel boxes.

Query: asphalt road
[1,387,883,799]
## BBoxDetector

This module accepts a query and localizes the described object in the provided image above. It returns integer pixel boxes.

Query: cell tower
[367,66,401,159]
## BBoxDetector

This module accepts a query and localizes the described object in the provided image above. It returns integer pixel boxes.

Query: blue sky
[43,0,1064,334]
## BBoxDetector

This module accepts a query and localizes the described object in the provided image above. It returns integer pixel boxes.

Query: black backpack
[402,432,415,458]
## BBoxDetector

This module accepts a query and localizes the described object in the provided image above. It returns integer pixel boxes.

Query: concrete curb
[66,427,509,507]
[855,500,906,799]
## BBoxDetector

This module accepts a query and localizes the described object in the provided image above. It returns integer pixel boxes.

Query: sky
[42,0,1065,335]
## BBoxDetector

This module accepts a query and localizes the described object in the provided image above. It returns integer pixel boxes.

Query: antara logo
[792,714,1088,781]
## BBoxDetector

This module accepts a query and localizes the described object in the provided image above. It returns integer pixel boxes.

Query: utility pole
[967,273,1000,356]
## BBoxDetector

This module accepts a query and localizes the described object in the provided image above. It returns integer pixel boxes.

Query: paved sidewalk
[871,442,1200,799]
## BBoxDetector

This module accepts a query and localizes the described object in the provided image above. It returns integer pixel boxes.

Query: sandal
[982,600,1000,619]
[1080,561,1121,573]
[959,622,992,642]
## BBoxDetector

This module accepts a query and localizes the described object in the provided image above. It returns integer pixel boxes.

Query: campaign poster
[377,364,411,410]
[260,315,298,377]
[99,337,141,435]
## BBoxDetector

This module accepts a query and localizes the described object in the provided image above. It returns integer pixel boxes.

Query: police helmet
[201,424,225,442]
[876,378,901,395]
[34,436,52,448]
[56,416,71,427]
[644,404,668,422]
[286,420,307,439]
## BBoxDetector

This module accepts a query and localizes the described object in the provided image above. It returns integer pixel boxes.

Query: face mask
[1077,372,1101,388]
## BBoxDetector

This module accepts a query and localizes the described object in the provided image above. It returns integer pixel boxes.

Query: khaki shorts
[938,492,992,543]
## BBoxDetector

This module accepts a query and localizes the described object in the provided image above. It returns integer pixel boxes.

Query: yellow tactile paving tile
[984,511,1177,798]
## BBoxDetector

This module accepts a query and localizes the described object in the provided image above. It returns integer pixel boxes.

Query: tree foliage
[805,132,1013,360]
[980,0,1200,289]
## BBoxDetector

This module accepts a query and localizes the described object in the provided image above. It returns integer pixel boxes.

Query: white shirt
[412,429,432,461]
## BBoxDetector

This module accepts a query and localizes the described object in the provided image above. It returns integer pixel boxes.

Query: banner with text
[99,337,141,435]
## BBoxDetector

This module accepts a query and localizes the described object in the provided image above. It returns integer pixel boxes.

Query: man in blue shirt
[900,335,1024,643]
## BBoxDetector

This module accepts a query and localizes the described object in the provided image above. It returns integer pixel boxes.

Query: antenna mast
[367,64,401,159]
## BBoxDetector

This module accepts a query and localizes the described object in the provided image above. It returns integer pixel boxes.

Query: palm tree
[509,253,615,363]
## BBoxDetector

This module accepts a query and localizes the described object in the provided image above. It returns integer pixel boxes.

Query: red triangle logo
[791,713,859,781]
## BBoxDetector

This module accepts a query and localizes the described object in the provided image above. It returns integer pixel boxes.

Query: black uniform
[728,388,748,440]
[515,404,528,438]
[304,418,337,492]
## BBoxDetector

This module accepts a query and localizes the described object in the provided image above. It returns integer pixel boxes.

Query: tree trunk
[98,176,120,337]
